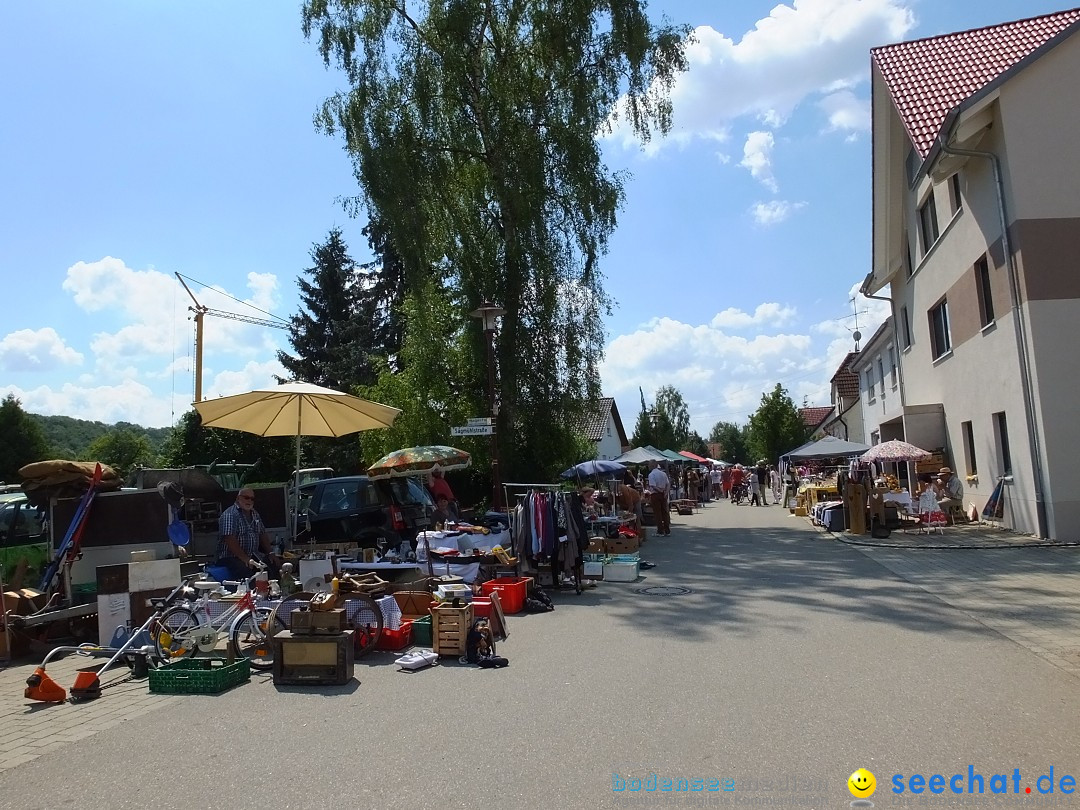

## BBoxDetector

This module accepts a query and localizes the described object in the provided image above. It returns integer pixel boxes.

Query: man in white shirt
[647,461,671,536]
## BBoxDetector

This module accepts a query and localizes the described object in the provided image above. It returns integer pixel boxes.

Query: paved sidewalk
[0,651,180,773]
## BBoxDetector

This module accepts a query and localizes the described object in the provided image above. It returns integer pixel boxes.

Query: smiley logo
[848,768,876,798]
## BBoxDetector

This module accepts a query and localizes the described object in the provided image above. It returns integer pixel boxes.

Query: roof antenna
[850,296,865,351]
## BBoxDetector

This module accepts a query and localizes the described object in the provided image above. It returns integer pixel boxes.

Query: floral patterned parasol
[366,445,472,479]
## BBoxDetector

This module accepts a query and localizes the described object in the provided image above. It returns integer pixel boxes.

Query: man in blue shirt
[216,488,279,580]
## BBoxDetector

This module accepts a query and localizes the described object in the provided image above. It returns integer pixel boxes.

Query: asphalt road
[3,499,1079,810]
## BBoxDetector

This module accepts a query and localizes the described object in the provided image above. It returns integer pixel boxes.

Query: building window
[994,412,1012,475]
[900,306,912,349]
[918,190,940,254]
[948,173,962,215]
[888,347,898,388]
[929,299,952,359]
[865,369,875,402]
[962,420,977,476]
[975,256,995,327]
[877,358,886,399]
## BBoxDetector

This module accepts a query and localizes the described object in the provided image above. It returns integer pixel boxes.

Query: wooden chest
[431,602,474,657]
[290,608,346,635]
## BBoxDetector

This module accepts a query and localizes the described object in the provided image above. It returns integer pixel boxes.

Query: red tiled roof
[872,9,1080,158]
[830,352,860,400]
[575,397,614,442]
[800,407,834,429]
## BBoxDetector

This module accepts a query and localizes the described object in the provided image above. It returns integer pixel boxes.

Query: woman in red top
[427,465,456,505]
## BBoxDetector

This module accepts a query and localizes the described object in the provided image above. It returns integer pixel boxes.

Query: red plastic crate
[472,597,492,619]
[480,577,530,614]
[375,619,413,651]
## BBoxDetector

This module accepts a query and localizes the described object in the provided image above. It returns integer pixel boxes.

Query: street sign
[451,425,495,436]
[466,417,494,426]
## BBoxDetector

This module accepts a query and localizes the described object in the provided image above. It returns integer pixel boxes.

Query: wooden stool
[946,504,968,525]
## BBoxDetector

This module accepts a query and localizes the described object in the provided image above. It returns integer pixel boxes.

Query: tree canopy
[747,384,808,465]
[0,395,51,482]
[301,0,690,483]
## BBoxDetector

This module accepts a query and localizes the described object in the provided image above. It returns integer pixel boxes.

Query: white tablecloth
[413,529,510,583]
[881,492,912,509]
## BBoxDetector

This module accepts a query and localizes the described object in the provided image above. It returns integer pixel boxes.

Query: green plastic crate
[148,657,251,694]
[412,615,432,647]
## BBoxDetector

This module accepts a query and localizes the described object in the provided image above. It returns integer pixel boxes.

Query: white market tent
[782,435,870,460]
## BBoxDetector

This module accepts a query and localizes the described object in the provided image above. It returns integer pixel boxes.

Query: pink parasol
[860,440,932,463]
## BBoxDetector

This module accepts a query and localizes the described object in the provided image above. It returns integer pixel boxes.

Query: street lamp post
[470,302,506,511]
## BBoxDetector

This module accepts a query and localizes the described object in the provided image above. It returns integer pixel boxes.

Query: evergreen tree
[278,228,378,391]
[0,395,52,482]
[747,384,808,465]
[302,0,689,483]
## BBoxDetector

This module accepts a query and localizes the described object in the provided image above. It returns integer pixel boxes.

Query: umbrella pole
[294,407,302,547]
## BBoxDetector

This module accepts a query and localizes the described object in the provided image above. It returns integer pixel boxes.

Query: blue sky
[0,0,1068,437]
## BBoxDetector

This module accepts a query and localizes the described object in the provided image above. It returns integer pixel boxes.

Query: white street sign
[466,417,494,426]
[451,425,495,436]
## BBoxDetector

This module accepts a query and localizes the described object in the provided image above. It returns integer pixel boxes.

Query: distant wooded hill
[29,413,171,460]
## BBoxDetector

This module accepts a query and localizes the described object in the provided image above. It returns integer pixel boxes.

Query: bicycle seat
[192,581,219,591]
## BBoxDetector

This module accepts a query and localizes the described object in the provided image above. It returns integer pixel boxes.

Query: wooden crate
[431,602,474,657]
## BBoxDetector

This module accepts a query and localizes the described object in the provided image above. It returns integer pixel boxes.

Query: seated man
[216,488,281,581]
[936,466,965,516]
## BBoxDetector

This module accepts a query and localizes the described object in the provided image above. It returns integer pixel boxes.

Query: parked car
[296,475,435,550]
[0,493,49,585]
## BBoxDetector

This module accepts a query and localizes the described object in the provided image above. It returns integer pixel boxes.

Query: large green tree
[747,384,808,465]
[0,395,52,482]
[708,420,749,465]
[302,0,689,483]
[84,428,155,479]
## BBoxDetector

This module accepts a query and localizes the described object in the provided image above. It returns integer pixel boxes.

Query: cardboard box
[586,537,606,554]
[604,536,640,555]
[2,588,46,615]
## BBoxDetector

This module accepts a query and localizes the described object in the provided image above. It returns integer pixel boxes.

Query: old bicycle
[153,565,285,671]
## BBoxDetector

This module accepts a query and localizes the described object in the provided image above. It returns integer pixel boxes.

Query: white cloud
[710,303,798,330]
[0,328,83,371]
[61,257,286,375]
[740,131,778,191]
[1,380,189,428]
[204,359,290,400]
[818,89,870,134]
[601,313,819,433]
[750,200,807,225]
[604,0,915,152]
[601,280,896,436]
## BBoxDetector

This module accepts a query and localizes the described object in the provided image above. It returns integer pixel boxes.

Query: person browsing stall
[432,493,454,527]
[216,488,280,580]
[647,461,671,536]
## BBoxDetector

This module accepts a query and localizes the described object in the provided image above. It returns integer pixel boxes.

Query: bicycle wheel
[230,607,286,671]
[347,592,384,657]
[154,606,200,662]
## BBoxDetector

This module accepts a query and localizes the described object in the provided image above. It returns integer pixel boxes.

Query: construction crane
[175,272,289,402]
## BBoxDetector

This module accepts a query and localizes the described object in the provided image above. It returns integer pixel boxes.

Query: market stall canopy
[859,439,932,463]
[783,435,870,460]
[367,446,471,480]
[560,459,627,479]
[659,449,688,463]
[678,450,708,463]
[613,447,668,464]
